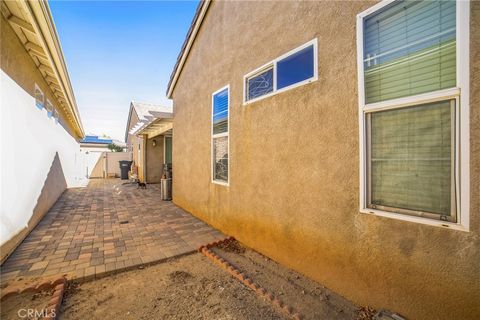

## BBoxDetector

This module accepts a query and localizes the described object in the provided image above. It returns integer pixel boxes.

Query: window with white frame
[35,84,44,110]
[244,39,317,103]
[212,86,229,184]
[357,0,469,227]
[46,99,54,118]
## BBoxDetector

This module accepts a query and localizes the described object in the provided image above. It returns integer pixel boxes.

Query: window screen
[247,68,273,101]
[368,100,454,220]
[213,136,228,182]
[277,44,314,90]
[363,0,456,103]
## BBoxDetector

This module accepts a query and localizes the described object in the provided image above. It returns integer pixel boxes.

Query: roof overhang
[129,111,173,139]
[166,0,211,99]
[1,0,84,139]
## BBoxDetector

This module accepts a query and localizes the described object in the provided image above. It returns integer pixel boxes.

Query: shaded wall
[146,136,165,183]
[171,1,480,319]
[0,15,85,262]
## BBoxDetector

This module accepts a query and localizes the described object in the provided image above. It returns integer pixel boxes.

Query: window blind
[364,0,456,103]
[369,100,453,217]
[213,88,229,135]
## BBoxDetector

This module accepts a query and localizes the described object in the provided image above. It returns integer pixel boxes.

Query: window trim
[211,84,230,186]
[243,38,318,105]
[356,0,470,231]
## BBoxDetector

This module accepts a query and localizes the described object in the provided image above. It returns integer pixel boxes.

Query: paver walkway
[1,179,225,284]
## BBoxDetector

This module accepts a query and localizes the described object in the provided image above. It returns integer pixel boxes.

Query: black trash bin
[119,160,132,180]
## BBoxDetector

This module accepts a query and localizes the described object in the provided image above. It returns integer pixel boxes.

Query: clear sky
[49,0,199,141]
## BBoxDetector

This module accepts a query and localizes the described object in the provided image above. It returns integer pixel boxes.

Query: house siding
[170,1,479,319]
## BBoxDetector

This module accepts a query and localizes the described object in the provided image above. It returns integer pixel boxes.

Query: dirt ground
[213,241,361,320]
[1,290,53,320]
[58,241,366,320]
[60,253,286,320]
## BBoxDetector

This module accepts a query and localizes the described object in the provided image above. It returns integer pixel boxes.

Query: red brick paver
[1,179,225,284]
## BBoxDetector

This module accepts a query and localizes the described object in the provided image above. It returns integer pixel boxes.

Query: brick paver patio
[1,179,225,284]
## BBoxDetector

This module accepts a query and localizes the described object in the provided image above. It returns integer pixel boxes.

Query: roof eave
[166,0,211,99]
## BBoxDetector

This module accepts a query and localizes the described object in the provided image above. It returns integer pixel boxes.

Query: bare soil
[212,242,362,320]
[58,241,368,320]
[1,290,53,320]
[59,253,286,320]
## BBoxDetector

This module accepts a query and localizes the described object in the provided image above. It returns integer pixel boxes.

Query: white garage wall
[0,71,87,246]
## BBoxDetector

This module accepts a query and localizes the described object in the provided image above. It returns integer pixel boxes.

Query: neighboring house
[125,101,173,183]
[1,0,85,262]
[79,135,130,178]
[166,1,479,319]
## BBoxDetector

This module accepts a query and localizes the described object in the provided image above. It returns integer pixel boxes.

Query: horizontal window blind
[369,100,453,217]
[213,88,229,135]
[364,0,456,103]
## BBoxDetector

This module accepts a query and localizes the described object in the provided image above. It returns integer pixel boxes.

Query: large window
[244,39,317,104]
[357,0,470,229]
[212,85,229,185]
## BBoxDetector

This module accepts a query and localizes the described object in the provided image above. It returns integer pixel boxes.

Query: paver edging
[199,237,303,320]
[0,275,66,320]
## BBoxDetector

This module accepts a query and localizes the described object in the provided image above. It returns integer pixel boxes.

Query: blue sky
[49,0,199,141]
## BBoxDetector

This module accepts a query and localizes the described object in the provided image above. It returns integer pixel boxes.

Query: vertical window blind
[364,0,456,103]
[369,100,454,218]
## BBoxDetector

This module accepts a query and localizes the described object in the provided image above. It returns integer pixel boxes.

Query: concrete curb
[199,237,303,320]
[0,275,66,320]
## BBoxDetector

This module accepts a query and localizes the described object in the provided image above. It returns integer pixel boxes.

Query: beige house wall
[145,136,165,183]
[170,1,480,319]
[126,110,145,181]
[0,15,79,262]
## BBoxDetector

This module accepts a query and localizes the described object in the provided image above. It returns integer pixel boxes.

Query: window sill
[359,208,469,232]
[212,180,229,187]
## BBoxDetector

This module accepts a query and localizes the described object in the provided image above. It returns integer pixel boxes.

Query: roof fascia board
[166,0,211,98]
[23,0,84,138]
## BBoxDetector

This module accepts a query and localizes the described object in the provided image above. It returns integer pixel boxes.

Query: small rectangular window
[35,84,44,110]
[244,39,317,104]
[212,86,229,185]
[46,100,54,118]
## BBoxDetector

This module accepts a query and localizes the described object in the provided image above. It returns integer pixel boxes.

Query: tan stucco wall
[145,136,165,183]
[1,15,79,262]
[126,110,145,181]
[170,1,480,319]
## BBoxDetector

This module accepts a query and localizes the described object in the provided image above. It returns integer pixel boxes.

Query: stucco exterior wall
[145,136,165,183]
[1,15,86,262]
[126,110,145,181]
[170,1,480,319]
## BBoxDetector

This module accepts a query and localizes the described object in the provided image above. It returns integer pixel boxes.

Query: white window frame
[243,38,318,105]
[211,84,230,186]
[34,84,44,109]
[356,0,470,231]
